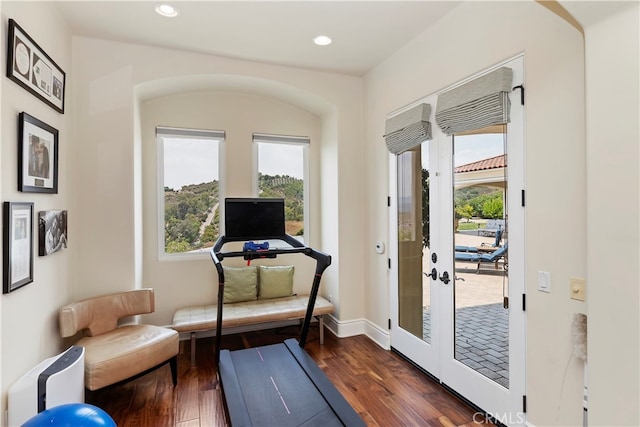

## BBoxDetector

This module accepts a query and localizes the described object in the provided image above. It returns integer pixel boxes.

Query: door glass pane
[397,145,430,343]
[452,129,509,388]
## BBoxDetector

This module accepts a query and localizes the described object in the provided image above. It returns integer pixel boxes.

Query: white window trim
[156,126,225,260]
[253,133,310,243]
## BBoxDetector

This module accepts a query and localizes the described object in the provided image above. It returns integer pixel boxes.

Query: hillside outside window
[253,133,309,244]
[156,126,224,256]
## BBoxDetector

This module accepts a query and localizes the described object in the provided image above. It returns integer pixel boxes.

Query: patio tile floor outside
[423,303,509,388]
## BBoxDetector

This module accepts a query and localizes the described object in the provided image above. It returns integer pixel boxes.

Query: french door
[389,57,526,425]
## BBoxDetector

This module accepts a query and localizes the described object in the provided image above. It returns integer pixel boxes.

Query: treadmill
[210,198,364,426]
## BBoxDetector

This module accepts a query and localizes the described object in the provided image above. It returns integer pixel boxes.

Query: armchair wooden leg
[169,356,178,386]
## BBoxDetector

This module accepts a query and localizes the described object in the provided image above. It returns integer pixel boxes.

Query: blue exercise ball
[22,403,116,427]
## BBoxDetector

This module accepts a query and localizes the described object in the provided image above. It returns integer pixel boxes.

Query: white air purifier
[8,346,84,426]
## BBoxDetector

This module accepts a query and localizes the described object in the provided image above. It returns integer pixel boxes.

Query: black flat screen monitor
[225,198,285,239]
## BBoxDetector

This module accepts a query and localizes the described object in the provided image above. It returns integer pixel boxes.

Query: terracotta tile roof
[455,154,506,173]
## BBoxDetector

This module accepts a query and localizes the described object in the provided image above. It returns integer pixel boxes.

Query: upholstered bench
[173,294,334,366]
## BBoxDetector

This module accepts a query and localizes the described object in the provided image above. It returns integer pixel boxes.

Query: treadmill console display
[225,198,285,239]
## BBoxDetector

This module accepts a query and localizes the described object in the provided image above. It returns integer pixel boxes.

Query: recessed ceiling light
[313,35,332,46]
[155,4,179,18]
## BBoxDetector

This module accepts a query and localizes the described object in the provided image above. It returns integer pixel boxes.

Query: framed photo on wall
[38,210,68,256]
[18,112,59,194]
[3,202,34,294]
[6,19,66,113]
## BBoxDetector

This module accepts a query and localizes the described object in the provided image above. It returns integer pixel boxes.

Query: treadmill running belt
[222,343,344,426]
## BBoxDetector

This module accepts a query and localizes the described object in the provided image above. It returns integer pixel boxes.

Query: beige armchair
[59,288,179,391]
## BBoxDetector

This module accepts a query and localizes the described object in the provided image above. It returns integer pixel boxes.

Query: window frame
[156,126,225,260]
[252,133,310,244]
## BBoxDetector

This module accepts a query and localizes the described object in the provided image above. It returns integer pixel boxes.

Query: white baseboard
[323,315,390,350]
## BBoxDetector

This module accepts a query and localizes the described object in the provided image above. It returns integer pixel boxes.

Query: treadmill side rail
[284,339,366,427]
[219,350,253,426]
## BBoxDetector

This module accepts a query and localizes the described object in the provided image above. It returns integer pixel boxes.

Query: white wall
[364,2,586,425]
[140,91,322,325]
[0,2,73,422]
[584,4,640,426]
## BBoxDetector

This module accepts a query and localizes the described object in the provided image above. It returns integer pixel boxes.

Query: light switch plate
[538,271,551,293]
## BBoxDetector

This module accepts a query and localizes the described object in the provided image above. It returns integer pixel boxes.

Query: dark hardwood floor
[87,325,492,426]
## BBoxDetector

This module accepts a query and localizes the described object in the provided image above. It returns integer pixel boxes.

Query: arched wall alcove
[70,35,362,340]
[132,74,342,325]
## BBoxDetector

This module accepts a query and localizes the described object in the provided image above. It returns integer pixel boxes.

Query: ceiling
[51,1,461,76]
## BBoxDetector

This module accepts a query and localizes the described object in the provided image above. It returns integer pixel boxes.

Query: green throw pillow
[258,265,294,299]
[223,266,258,303]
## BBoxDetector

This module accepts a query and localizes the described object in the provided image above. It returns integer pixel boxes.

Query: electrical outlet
[538,271,551,293]
[570,277,586,301]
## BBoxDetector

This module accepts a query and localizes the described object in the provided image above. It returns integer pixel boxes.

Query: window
[253,133,309,243]
[157,127,224,256]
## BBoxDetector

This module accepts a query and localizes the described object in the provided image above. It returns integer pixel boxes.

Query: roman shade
[253,133,310,145]
[435,67,513,135]
[156,126,225,140]
[384,103,432,154]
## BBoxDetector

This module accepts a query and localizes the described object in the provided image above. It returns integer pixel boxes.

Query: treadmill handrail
[210,234,331,365]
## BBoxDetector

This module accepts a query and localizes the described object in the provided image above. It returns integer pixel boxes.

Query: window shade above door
[384,103,432,154]
[435,67,513,135]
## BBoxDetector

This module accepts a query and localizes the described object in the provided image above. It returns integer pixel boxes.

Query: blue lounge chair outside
[455,227,503,253]
[455,241,508,272]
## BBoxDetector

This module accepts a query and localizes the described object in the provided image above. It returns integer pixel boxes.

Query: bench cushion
[258,265,294,299]
[223,266,258,303]
[172,295,334,333]
[77,324,178,390]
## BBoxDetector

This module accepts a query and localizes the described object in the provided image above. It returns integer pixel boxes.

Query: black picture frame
[6,19,66,113]
[3,202,34,294]
[38,210,68,256]
[18,112,59,194]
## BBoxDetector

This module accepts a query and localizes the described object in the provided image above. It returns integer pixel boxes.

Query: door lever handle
[424,268,438,280]
[439,271,450,284]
